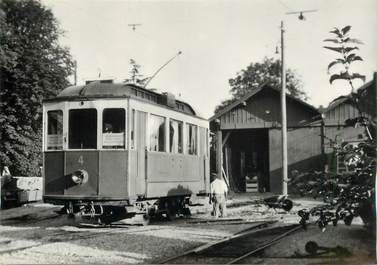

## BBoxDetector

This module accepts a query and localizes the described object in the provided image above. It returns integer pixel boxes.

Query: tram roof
[44,81,200,118]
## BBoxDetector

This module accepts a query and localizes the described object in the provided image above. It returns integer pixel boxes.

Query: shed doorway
[224,129,270,193]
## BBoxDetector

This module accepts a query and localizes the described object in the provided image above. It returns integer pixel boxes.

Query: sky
[42,0,377,119]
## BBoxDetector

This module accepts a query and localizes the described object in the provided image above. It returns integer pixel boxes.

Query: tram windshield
[69,109,97,149]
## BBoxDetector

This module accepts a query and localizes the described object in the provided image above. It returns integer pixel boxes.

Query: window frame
[169,118,183,154]
[186,122,198,156]
[46,110,64,151]
[148,114,166,153]
[68,108,98,150]
[101,108,126,150]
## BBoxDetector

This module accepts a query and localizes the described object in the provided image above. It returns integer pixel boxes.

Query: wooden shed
[209,84,323,194]
[322,73,376,173]
[323,73,377,135]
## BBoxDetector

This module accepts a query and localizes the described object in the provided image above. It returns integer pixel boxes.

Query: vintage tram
[42,80,209,224]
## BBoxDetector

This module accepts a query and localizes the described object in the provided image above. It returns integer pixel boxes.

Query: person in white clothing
[209,175,228,218]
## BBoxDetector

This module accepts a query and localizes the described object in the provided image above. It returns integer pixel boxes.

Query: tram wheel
[141,214,150,226]
[166,208,176,221]
[181,207,191,217]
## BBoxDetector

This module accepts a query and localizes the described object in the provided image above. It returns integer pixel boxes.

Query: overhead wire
[276,0,293,11]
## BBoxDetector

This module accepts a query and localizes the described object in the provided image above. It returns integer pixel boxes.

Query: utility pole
[280,10,317,195]
[280,21,288,196]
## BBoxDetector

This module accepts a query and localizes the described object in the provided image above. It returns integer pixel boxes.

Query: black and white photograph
[0,0,376,264]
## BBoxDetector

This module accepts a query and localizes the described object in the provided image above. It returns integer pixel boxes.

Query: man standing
[210,174,228,218]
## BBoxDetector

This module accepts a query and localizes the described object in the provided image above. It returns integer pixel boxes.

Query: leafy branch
[324,25,365,91]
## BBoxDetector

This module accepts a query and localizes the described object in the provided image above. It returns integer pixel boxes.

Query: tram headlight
[71,169,89,185]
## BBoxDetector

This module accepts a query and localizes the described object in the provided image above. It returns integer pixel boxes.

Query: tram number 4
[78,155,84,165]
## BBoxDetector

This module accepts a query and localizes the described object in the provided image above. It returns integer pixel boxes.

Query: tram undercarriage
[57,195,193,226]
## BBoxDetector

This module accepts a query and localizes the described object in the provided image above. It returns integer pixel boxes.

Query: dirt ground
[0,194,375,264]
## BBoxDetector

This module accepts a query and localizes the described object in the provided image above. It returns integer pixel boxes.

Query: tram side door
[136,111,147,196]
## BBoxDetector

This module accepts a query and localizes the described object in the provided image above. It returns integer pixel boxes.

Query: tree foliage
[292,129,375,231]
[324,25,365,90]
[214,57,307,114]
[291,26,375,232]
[124,59,149,87]
[0,0,74,176]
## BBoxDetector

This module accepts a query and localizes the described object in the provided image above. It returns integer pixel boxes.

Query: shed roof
[209,83,319,122]
[324,79,374,113]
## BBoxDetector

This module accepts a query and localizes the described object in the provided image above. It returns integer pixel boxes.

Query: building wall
[324,79,376,126]
[268,127,323,193]
[219,90,318,130]
[324,101,359,126]
[359,78,376,119]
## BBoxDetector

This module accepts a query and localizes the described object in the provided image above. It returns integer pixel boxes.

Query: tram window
[69,109,97,149]
[149,114,165,152]
[186,123,197,155]
[130,109,135,149]
[170,119,183,153]
[47,110,63,150]
[102,108,125,149]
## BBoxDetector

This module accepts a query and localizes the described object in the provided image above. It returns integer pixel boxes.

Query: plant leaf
[344,38,364,44]
[329,74,341,84]
[323,46,343,53]
[329,72,351,84]
[327,59,345,70]
[350,73,366,82]
[346,54,363,63]
[324,38,340,43]
[341,25,351,35]
[353,56,363,62]
[344,47,359,53]
[346,53,356,61]
[329,27,342,38]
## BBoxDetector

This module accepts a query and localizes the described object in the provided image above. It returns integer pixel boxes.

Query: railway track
[158,222,303,264]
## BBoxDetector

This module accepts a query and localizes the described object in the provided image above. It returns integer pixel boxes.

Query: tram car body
[42,80,209,222]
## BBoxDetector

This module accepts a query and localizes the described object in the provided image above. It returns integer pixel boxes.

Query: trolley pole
[280,21,288,196]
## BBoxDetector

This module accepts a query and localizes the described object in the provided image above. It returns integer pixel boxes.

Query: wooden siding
[324,79,376,126]
[219,90,318,130]
[269,127,322,193]
[324,101,360,126]
[324,126,365,153]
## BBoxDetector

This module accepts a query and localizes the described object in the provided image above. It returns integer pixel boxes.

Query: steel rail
[158,220,275,264]
[226,224,303,264]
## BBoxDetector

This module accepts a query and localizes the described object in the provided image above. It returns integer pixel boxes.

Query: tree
[0,0,74,176]
[214,57,307,114]
[124,59,149,87]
